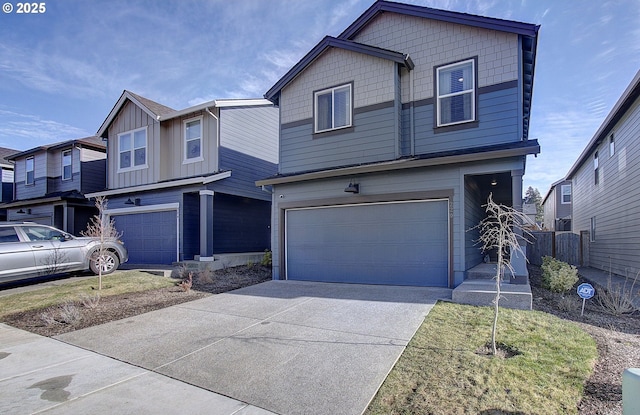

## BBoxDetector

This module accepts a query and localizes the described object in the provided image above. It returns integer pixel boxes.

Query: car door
[0,226,38,282]
[19,225,85,275]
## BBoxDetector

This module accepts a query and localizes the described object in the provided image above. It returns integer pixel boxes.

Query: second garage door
[285,199,449,287]
[113,210,178,265]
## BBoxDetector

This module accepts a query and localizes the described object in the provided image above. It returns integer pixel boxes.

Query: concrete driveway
[8,280,451,415]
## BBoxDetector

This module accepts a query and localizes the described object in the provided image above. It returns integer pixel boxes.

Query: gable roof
[0,147,19,167]
[263,0,539,138]
[566,69,640,179]
[6,136,105,161]
[264,36,414,103]
[97,90,272,138]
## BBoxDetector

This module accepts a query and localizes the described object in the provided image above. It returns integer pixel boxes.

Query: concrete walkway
[1,281,451,415]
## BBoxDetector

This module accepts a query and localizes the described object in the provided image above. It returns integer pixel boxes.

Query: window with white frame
[314,83,352,133]
[184,117,203,162]
[25,156,34,185]
[609,133,615,157]
[561,184,571,204]
[118,127,147,171]
[62,149,72,180]
[436,58,476,127]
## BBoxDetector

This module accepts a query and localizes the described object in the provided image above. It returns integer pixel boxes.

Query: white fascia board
[157,99,272,121]
[86,171,231,198]
[97,91,160,137]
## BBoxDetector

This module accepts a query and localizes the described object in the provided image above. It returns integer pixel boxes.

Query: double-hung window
[314,83,352,133]
[62,149,72,180]
[594,151,599,185]
[609,134,615,157]
[118,127,147,171]
[25,157,34,185]
[184,117,203,162]
[561,184,571,204]
[436,58,476,127]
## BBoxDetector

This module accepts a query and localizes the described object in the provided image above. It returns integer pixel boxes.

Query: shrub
[596,269,639,315]
[541,256,578,293]
[261,249,272,267]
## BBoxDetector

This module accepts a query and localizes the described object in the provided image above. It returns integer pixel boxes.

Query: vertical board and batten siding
[158,110,218,182]
[572,96,640,276]
[279,104,397,174]
[107,100,160,189]
[351,12,519,103]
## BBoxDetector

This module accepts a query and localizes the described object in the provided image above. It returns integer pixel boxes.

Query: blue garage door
[285,200,449,287]
[113,210,178,265]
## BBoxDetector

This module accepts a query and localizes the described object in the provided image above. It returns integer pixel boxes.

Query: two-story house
[542,179,572,231]
[258,0,539,288]
[566,69,640,277]
[0,146,18,221]
[87,90,279,265]
[3,137,106,234]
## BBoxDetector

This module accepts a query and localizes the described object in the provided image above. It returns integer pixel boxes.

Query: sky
[1,0,639,196]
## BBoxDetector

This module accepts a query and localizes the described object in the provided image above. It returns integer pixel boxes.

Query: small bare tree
[82,196,122,290]
[471,193,531,355]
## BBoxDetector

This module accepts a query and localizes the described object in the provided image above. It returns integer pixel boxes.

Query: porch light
[490,179,498,186]
[125,198,141,206]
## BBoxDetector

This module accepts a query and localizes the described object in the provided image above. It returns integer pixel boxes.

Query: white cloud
[0,110,90,150]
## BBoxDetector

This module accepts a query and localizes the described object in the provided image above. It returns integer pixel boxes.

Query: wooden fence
[527,231,589,266]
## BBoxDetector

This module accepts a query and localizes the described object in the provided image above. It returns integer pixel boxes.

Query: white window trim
[560,184,571,204]
[117,126,148,173]
[62,149,72,181]
[183,116,204,164]
[25,156,34,185]
[436,58,476,127]
[609,133,615,157]
[314,83,352,134]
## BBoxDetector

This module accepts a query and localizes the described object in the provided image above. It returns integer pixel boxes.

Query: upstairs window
[437,59,476,127]
[314,83,352,133]
[184,117,203,162]
[594,151,599,185]
[62,149,72,180]
[25,157,34,185]
[118,127,147,171]
[609,133,615,157]
[561,184,571,204]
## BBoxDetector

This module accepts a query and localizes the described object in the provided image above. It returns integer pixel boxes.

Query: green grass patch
[366,302,597,415]
[0,271,177,320]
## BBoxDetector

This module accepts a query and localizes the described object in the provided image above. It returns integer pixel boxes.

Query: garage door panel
[113,211,177,265]
[286,200,449,287]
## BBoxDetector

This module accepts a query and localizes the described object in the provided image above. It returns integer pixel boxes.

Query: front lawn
[366,302,597,415]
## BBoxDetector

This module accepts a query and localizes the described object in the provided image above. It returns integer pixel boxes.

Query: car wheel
[90,250,120,275]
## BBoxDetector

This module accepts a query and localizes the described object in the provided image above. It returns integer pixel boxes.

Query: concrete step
[452,280,532,310]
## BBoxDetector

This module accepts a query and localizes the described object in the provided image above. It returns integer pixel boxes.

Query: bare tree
[82,196,122,290]
[471,193,531,355]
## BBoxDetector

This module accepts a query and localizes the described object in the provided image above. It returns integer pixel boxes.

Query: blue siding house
[258,0,540,287]
[88,91,279,265]
[3,137,106,235]
[0,146,18,221]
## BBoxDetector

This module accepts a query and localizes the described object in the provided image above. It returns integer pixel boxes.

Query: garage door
[113,210,178,264]
[285,200,449,287]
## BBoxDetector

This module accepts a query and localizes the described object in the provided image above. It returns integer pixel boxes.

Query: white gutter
[157,98,273,121]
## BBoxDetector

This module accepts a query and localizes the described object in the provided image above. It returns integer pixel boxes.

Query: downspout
[205,107,220,171]
[410,67,415,156]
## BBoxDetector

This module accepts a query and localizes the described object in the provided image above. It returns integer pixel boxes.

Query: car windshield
[21,226,70,242]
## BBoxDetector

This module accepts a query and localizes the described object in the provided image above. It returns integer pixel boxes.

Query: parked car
[0,222,128,284]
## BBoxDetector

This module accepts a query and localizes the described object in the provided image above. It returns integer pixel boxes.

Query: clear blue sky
[1,0,639,196]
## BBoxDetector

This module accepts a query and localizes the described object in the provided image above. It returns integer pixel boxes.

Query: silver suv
[0,222,128,284]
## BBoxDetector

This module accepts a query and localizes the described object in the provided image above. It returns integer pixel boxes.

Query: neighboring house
[87,90,278,265]
[522,203,539,229]
[0,146,18,220]
[259,0,540,287]
[542,179,572,231]
[566,69,640,277]
[3,137,106,234]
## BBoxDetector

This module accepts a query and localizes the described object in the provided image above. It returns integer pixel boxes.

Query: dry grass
[365,302,597,415]
[0,270,176,320]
